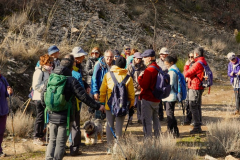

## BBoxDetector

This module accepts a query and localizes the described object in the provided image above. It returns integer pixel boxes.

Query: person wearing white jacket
[32,54,53,145]
[162,55,179,137]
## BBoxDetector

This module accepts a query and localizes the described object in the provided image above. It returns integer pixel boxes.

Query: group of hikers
[1,43,237,159]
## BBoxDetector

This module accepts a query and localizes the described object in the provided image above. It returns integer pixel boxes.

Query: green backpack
[44,73,72,136]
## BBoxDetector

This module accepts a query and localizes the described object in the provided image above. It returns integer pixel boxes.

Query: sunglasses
[114,55,120,58]
[91,51,99,54]
[125,48,131,50]
[189,56,194,58]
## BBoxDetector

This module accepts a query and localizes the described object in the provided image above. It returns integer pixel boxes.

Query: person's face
[230,58,237,64]
[134,57,142,64]
[142,57,151,65]
[114,55,120,60]
[164,61,173,69]
[160,54,168,61]
[91,50,100,58]
[75,56,85,64]
[104,52,114,65]
[50,52,60,59]
[125,47,131,54]
[194,53,199,58]
[189,53,194,62]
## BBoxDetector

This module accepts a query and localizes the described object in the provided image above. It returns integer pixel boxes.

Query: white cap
[159,47,169,55]
[71,47,88,58]
[227,52,235,61]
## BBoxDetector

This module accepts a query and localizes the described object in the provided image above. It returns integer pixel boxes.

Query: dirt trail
[2,82,236,160]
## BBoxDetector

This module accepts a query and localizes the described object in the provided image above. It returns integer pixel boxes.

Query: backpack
[169,68,187,102]
[107,72,130,117]
[149,66,171,100]
[196,61,213,94]
[44,73,72,135]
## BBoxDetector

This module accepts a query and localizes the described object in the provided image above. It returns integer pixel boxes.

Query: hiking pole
[106,119,127,160]
[123,116,130,137]
[181,101,185,124]
[9,95,16,155]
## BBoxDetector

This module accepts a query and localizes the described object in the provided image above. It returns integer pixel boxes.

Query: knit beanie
[115,56,126,68]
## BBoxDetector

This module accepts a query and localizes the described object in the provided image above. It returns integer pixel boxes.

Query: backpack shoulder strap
[121,75,130,85]
[109,71,118,85]
[149,65,160,72]
[169,68,178,74]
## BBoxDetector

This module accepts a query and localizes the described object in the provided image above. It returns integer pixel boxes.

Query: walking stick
[106,118,127,160]
[9,95,16,155]
[21,98,31,116]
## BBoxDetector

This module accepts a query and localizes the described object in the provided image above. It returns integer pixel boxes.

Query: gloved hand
[88,108,95,114]
[129,107,134,117]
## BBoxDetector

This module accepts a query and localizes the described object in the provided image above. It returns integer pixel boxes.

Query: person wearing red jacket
[184,47,207,134]
[138,49,161,138]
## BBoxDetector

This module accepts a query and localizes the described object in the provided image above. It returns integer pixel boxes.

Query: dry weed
[114,133,197,160]
[211,38,226,52]
[7,12,28,32]
[206,119,240,157]
[6,110,34,137]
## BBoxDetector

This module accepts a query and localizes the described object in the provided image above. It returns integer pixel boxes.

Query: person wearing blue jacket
[0,73,13,157]
[91,50,115,119]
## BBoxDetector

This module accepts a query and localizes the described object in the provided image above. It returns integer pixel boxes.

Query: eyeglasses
[125,48,131,50]
[189,56,194,58]
[114,55,120,58]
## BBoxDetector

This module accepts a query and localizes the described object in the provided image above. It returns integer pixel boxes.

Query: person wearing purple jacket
[227,52,240,115]
[0,73,13,157]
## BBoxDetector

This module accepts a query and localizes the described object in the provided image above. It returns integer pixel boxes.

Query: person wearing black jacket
[85,47,102,86]
[41,54,105,160]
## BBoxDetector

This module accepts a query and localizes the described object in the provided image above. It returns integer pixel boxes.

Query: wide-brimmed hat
[159,47,169,55]
[71,47,88,58]
[48,45,59,55]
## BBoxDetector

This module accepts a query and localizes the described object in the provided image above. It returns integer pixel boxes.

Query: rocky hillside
[0,0,239,102]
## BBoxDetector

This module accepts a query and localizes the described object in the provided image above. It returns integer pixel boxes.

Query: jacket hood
[195,57,207,65]
[53,66,72,76]
[110,65,128,74]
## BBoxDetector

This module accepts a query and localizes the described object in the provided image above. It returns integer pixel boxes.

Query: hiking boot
[107,148,112,155]
[0,152,6,157]
[137,120,142,124]
[33,138,44,146]
[190,128,202,134]
[159,117,164,121]
[182,121,191,126]
[129,120,133,125]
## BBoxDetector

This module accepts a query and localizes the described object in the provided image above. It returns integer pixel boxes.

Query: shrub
[176,58,186,73]
[6,110,34,137]
[113,134,197,160]
[206,119,240,157]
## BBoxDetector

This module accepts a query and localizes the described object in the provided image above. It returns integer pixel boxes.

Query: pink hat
[133,52,142,59]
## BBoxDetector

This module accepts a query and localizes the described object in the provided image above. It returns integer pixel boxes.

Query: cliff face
[0,0,236,101]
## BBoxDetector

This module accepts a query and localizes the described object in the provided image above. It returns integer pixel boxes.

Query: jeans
[34,100,45,138]
[141,99,161,138]
[0,114,7,153]
[45,123,67,160]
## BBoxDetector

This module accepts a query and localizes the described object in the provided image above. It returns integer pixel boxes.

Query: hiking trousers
[46,122,67,160]
[184,100,192,123]
[165,101,177,131]
[106,110,125,147]
[0,114,7,153]
[70,106,81,156]
[189,89,204,129]
[141,99,161,138]
[34,100,45,138]
[234,88,240,111]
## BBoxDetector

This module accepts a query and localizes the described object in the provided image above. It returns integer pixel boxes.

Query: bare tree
[149,0,158,51]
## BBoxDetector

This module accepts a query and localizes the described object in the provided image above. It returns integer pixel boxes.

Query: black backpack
[107,72,130,117]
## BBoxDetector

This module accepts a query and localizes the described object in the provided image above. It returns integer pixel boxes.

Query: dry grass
[206,118,240,157]
[113,133,197,160]
[7,12,28,32]
[6,110,34,138]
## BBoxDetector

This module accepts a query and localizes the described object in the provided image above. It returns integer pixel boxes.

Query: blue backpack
[196,61,213,94]
[107,72,130,117]
[149,66,171,100]
[169,68,187,102]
